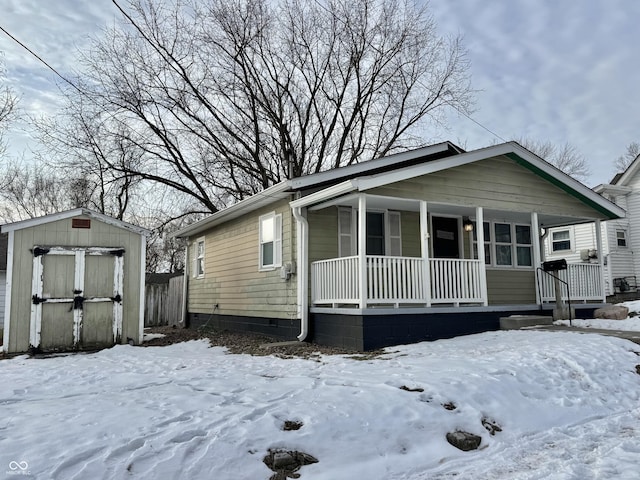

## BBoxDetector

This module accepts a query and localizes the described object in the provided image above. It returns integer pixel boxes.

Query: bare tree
[55,0,472,214]
[614,142,640,173]
[516,138,590,182]
[0,162,84,222]
[0,54,18,161]
[33,101,142,221]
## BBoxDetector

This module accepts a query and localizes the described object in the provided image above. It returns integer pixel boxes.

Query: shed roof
[0,208,150,236]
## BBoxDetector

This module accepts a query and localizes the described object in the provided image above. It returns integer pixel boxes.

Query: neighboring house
[174,142,624,350]
[1,209,149,354]
[544,155,640,296]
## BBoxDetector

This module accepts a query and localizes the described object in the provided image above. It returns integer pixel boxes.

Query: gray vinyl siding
[308,208,422,260]
[308,208,339,263]
[187,197,298,320]
[486,270,536,304]
[401,212,421,257]
[7,216,143,353]
[369,155,599,218]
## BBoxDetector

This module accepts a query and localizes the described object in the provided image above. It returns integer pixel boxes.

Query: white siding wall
[544,190,637,295]
[627,192,640,283]
[544,223,600,263]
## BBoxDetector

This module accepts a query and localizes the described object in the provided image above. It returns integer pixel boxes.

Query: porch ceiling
[318,194,594,228]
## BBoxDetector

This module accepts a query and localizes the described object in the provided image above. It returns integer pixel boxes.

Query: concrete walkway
[527,324,640,345]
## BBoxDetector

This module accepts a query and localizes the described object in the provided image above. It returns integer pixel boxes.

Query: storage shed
[1,208,149,353]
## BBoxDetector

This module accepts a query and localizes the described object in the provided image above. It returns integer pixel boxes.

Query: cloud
[429,0,640,184]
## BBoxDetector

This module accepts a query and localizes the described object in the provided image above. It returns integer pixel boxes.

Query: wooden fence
[144,275,184,327]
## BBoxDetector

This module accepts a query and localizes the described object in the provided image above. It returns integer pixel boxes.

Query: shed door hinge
[32,295,47,305]
[33,247,50,257]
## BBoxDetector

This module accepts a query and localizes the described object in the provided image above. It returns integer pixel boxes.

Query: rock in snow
[446,431,482,451]
[594,305,629,320]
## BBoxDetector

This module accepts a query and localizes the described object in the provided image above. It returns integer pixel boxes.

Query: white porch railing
[311,256,484,307]
[539,263,603,302]
[430,258,484,304]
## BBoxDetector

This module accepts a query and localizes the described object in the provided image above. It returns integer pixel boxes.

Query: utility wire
[0,24,83,95]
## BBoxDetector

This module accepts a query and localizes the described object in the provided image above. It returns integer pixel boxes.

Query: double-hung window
[515,225,532,267]
[259,212,282,270]
[473,221,532,268]
[193,237,205,278]
[494,223,513,266]
[472,221,491,265]
[551,230,571,252]
[617,230,628,248]
[338,208,401,256]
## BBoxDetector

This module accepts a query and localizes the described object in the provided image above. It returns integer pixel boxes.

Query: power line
[0,24,83,95]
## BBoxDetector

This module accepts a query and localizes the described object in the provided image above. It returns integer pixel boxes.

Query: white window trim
[616,229,628,248]
[259,212,282,271]
[193,237,205,279]
[338,208,402,256]
[551,228,573,253]
[514,224,533,268]
[474,221,533,270]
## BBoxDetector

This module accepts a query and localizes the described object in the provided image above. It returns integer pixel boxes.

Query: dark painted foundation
[311,305,601,351]
[188,305,600,351]
[188,312,300,341]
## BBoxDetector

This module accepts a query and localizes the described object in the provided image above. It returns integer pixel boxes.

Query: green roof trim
[504,152,619,220]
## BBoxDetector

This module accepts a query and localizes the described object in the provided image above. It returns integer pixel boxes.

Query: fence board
[144,275,184,327]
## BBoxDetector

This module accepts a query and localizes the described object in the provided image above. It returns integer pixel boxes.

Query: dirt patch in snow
[142,325,364,358]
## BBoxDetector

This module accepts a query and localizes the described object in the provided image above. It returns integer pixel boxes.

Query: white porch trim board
[595,219,606,303]
[476,206,489,306]
[531,212,542,306]
[420,201,431,307]
[358,194,367,308]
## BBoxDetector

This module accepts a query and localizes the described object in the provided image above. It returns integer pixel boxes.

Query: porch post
[531,212,542,306]
[476,206,489,306]
[595,219,606,303]
[420,201,431,307]
[358,194,368,308]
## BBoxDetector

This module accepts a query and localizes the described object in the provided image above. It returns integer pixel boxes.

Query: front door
[31,247,124,351]
[432,216,460,258]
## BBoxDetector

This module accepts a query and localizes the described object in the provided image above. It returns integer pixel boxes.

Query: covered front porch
[307,194,606,310]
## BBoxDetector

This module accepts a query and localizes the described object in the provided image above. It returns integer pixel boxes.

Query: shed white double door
[31,246,124,351]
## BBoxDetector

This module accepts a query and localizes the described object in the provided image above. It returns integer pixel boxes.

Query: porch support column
[595,219,606,303]
[531,212,542,306]
[476,206,489,306]
[420,201,431,307]
[358,194,368,309]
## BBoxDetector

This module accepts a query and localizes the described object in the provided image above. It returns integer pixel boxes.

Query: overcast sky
[1,0,638,187]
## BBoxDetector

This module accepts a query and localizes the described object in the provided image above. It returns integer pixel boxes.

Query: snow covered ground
[555,300,640,331]
[1,331,640,479]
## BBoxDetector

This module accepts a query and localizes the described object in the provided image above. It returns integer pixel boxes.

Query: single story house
[174,142,624,350]
[544,154,640,297]
[1,208,149,354]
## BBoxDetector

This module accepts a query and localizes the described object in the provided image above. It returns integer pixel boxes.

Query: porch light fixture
[463,217,474,232]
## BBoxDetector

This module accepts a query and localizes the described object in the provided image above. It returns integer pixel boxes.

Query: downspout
[181,242,189,327]
[292,206,309,341]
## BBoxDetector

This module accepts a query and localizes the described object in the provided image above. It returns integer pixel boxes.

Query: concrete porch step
[499,315,554,330]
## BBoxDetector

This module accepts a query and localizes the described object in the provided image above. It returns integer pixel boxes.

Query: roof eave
[0,208,151,236]
[173,182,292,238]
